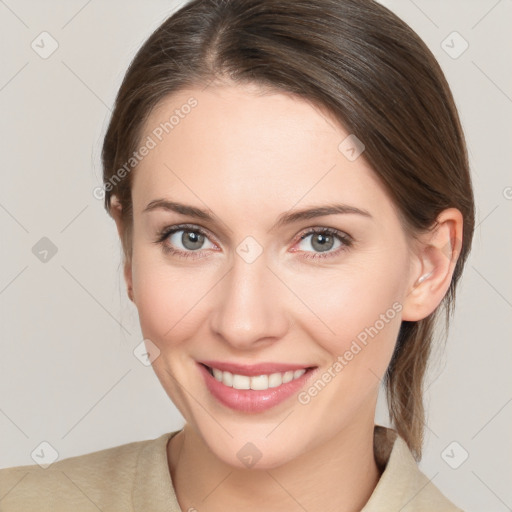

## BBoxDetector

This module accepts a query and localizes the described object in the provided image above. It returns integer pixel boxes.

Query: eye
[293,227,352,260]
[155,224,217,259]
[155,224,353,261]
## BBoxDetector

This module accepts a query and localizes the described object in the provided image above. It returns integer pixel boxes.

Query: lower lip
[198,363,316,413]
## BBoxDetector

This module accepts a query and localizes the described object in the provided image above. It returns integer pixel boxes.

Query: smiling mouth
[200,363,316,391]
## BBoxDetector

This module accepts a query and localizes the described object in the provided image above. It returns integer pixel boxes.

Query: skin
[111,81,463,512]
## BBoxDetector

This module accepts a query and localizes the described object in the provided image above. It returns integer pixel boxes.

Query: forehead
[131,84,393,222]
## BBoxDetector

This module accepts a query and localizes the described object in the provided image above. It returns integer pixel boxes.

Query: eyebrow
[143,199,372,230]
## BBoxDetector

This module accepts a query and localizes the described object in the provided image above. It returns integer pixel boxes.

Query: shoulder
[363,426,464,512]
[0,433,174,512]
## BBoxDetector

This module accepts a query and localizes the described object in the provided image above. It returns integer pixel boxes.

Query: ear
[109,195,135,303]
[401,208,463,321]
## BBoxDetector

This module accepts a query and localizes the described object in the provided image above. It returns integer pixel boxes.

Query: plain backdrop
[0,1,511,511]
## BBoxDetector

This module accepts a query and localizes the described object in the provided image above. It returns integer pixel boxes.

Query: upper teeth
[211,368,307,390]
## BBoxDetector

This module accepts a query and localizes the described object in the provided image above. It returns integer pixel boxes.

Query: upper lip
[199,360,316,376]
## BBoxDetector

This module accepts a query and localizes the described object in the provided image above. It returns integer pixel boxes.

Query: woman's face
[125,83,418,468]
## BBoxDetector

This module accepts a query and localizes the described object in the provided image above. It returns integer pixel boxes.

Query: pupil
[183,231,204,250]
[312,233,333,252]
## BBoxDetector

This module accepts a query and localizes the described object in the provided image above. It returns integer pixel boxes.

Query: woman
[0,0,474,510]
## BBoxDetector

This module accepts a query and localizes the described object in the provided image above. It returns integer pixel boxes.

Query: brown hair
[101,0,475,460]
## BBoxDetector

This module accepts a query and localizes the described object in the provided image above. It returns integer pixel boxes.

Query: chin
[196,423,312,471]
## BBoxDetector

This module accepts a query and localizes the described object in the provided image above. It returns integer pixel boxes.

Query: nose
[209,251,291,350]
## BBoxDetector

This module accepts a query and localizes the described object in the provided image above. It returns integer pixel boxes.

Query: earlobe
[401,208,463,321]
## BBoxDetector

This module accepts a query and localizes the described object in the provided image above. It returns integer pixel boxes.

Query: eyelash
[154,223,353,261]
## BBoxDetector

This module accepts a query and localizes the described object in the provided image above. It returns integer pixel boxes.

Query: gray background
[0,1,511,510]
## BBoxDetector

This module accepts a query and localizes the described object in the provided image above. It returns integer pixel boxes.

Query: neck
[167,419,382,512]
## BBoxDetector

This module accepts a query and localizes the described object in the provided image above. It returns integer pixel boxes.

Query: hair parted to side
[101,0,475,461]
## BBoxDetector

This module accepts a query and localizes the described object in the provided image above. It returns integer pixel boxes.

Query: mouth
[200,363,315,391]
[197,362,318,413]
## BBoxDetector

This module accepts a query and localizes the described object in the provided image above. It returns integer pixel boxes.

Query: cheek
[130,247,213,347]
[130,243,173,332]
[297,251,407,368]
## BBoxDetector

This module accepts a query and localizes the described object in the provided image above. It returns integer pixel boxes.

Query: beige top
[0,425,463,511]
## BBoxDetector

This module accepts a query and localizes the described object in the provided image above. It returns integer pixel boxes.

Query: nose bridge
[210,247,288,348]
